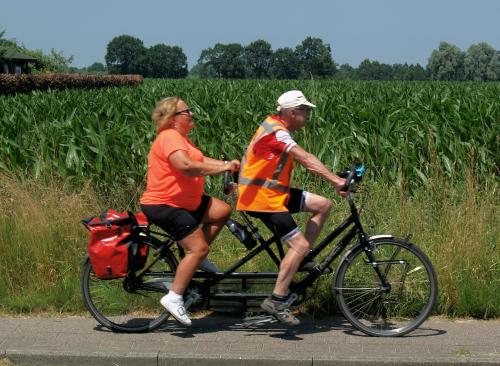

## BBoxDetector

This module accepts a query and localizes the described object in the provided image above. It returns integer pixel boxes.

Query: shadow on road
[92,314,446,340]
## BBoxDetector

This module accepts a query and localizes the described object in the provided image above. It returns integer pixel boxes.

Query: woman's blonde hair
[152,96,180,133]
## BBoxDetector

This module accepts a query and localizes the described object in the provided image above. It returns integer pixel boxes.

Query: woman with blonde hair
[140,97,240,326]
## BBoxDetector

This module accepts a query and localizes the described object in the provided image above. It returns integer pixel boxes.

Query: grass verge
[0,172,498,317]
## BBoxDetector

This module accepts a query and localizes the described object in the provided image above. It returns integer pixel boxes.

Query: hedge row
[0,73,143,95]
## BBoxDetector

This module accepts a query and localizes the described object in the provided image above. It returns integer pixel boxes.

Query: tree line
[103,35,499,81]
[1,28,499,81]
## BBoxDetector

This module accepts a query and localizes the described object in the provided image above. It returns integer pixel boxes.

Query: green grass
[0,170,498,318]
[0,79,498,317]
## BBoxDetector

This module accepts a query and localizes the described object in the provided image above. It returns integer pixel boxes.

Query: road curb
[3,349,500,366]
[5,350,157,366]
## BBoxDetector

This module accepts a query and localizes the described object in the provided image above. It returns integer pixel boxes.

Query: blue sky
[1,0,499,68]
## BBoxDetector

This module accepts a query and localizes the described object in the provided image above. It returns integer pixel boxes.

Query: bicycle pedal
[239,315,277,328]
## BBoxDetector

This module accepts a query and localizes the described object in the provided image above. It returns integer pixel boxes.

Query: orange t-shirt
[140,129,205,210]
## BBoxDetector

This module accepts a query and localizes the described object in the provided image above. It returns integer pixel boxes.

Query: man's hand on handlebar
[334,178,348,197]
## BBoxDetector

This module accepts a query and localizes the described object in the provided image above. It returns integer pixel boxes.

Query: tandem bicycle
[80,166,437,337]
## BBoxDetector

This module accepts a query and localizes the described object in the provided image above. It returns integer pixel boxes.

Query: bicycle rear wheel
[334,237,437,337]
[81,247,178,333]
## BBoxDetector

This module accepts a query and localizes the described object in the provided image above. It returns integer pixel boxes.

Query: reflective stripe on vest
[238,176,290,193]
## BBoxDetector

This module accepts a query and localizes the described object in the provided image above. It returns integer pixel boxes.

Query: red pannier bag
[82,209,149,279]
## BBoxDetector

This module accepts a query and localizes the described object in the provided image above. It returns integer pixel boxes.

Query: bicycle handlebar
[223,164,366,195]
[223,170,231,195]
[339,169,355,193]
[338,165,366,193]
[223,170,239,195]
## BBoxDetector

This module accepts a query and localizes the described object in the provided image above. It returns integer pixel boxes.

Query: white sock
[165,290,183,302]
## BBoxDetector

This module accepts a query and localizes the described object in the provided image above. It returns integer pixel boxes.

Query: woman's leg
[200,197,232,244]
[170,228,209,294]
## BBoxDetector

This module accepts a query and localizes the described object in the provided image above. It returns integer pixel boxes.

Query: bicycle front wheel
[334,237,437,337]
[81,248,177,333]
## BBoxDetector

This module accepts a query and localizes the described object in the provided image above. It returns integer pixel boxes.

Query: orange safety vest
[237,116,294,212]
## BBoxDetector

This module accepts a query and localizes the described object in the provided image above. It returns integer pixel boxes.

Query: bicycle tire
[81,244,178,333]
[334,237,437,337]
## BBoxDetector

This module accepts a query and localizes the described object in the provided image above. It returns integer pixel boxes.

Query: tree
[269,47,300,79]
[163,45,188,78]
[356,59,393,80]
[243,40,272,79]
[295,37,336,79]
[198,43,245,78]
[138,44,187,78]
[189,62,217,78]
[334,63,355,80]
[408,63,428,80]
[489,51,500,81]
[43,49,74,72]
[427,42,465,80]
[464,42,499,81]
[86,62,107,73]
[393,63,427,80]
[0,29,6,62]
[105,35,145,74]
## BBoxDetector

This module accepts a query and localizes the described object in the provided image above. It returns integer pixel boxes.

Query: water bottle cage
[226,219,258,250]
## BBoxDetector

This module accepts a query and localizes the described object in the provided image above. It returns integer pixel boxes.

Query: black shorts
[141,195,211,241]
[245,188,307,242]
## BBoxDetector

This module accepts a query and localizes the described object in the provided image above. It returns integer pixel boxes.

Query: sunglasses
[175,108,193,116]
[294,107,311,113]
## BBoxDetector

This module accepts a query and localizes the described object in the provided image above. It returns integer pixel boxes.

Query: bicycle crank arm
[142,277,173,291]
[184,289,201,309]
[240,315,277,328]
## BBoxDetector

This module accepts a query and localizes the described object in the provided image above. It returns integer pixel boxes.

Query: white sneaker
[160,295,192,326]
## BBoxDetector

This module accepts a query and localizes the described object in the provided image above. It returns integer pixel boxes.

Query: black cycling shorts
[245,188,307,242]
[141,195,211,241]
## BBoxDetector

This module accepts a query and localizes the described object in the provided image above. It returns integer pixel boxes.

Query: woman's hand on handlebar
[225,159,240,172]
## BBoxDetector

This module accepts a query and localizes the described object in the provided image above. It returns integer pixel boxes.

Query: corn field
[0,79,499,317]
[0,79,498,195]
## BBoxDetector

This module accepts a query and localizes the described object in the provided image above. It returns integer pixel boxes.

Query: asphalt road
[1,315,499,365]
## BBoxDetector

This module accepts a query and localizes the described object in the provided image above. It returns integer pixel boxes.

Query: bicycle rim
[81,251,177,333]
[335,238,437,337]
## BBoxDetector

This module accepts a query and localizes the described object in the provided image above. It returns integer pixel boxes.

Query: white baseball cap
[276,90,316,112]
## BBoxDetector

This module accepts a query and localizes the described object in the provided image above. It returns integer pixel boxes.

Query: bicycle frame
[133,185,393,313]
[82,164,437,335]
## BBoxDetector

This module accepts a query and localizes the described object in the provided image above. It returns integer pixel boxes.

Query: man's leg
[273,232,311,296]
[302,192,332,245]
[261,231,310,326]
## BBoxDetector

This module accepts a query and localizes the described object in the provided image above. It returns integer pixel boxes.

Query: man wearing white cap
[237,90,346,326]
